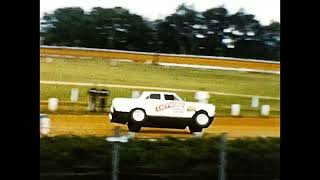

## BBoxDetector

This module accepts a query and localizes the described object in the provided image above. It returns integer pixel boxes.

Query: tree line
[41,4,280,61]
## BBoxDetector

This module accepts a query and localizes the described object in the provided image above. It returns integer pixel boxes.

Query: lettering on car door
[154,94,186,117]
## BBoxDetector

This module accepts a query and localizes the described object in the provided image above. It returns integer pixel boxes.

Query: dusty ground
[44,115,280,139]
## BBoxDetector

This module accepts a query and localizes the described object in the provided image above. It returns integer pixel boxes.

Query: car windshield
[174,95,183,101]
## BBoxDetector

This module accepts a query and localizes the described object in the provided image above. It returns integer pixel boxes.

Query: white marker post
[231,104,240,116]
[195,91,210,103]
[48,98,59,111]
[110,59,118,67]
[251,96,259,108]
[40,114,50,136]
[261,105,270,116]
[45,57,53,63]
[70,88,79,103]
[132,91,140,99]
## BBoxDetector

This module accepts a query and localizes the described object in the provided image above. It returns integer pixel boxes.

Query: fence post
[111,127,120,180]
[251,96,259,108]
[219,133,227,180]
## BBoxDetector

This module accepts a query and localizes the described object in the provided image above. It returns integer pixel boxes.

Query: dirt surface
[43,114,280,139]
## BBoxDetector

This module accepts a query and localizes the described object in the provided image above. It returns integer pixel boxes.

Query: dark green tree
[40,5,280,61]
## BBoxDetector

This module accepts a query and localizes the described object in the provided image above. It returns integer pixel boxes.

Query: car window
[147,94,161,99]
[164,94,175,101]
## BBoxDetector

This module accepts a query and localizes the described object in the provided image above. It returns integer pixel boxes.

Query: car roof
[143,91,177,95]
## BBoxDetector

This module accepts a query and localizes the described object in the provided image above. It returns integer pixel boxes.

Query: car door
[156,94,187,118]
[144,93,164,116]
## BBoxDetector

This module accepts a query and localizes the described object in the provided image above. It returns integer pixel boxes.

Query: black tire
[130,108,146,123]
[128,122,141,132]
[193,111,210,127]
[188,124,202,133]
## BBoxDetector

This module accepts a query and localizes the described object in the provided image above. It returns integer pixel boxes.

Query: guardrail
[40,46,280,71]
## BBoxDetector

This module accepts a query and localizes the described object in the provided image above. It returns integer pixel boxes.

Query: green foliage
[40,136,280,179]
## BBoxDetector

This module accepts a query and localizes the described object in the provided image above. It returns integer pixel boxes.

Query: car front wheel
[188,125,202,133]
[194,112,210,127]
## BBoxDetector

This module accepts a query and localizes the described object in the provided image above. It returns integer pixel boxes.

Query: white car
[109,91,215,133]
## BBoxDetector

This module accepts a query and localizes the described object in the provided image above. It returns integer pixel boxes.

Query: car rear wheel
[131,109,146,123]
[127,122,141,132]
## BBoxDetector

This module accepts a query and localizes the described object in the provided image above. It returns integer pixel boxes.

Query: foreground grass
[40,136,280,180]
[40,84,280,117]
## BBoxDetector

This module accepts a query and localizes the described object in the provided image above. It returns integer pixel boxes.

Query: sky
[40,0,280,25]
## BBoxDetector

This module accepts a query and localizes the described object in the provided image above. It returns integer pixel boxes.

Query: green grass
[40,84,280,117]
[40,57,280,97]
[40,57,280,117]
[40,136,280,180]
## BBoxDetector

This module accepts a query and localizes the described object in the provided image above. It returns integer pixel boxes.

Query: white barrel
[40,117,50,135]
[261,105,270,116]
[70,88,79,102]
[251,96,259,108]
[48,98,59,111]
[231,104,241,116]
[132,91,141,98]
[195,91,210,103]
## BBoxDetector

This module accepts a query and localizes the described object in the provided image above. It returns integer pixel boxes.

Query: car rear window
[149,94,161,99]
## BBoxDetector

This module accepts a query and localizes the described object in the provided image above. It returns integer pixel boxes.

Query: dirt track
[45,115,280,138]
